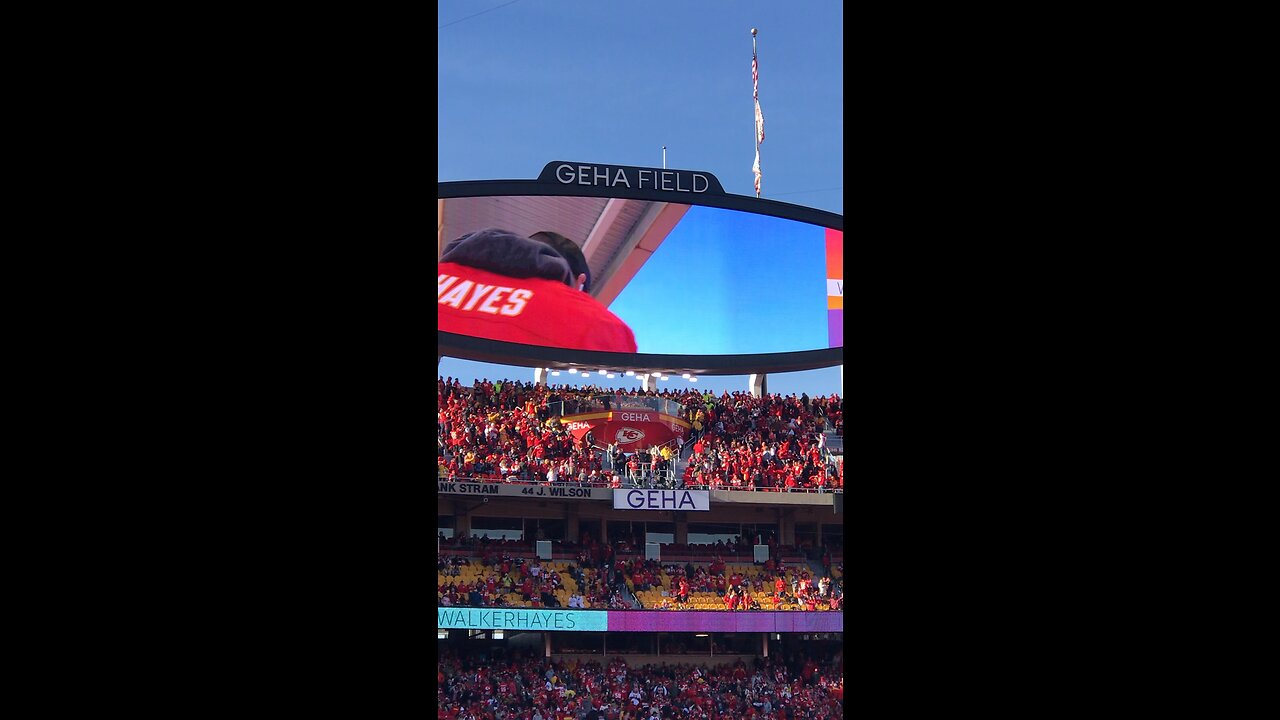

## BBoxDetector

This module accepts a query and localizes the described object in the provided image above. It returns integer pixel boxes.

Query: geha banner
[563,415,686,451]
[612,489,710,511]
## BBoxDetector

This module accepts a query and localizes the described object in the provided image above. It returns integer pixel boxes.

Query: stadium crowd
[438,537,631,610]
[437,377,843,491]
[437,534,843,613]
[623,554,843,613]
[437,649,844,720]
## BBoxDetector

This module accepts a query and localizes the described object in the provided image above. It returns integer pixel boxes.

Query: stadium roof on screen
[437,195,688,308]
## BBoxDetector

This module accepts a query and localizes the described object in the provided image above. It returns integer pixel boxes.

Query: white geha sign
[613,489,710,511]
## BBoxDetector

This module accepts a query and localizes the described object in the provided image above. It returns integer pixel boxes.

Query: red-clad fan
[439,228,636,353]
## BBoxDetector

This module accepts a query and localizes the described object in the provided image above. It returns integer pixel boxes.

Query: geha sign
[537,161,724,195]
[613,489,710,511]
[564,415,685,451]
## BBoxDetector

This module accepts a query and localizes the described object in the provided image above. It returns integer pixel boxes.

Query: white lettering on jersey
[479,287,512,314]
[439,280,473,308]
[501,289,532,316]
[438,274,459,297]
[463,284,495,311]
[436,277,533,318]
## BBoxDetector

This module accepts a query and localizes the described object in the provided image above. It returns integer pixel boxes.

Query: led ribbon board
[435,609,843,633]
[437,608,609,632]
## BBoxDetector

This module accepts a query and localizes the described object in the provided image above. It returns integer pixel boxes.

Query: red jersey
[439,262,637,352]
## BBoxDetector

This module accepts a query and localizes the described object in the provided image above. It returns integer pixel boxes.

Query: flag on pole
[747,147,757,196]
[752,51,764,196]
[753,56,765,145]
[754,98,765,145]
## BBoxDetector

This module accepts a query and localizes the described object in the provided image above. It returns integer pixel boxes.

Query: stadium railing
[546,395,686,419]
[436,476,842,493]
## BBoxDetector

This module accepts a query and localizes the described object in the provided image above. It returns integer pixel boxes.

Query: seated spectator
[436,648,844,720]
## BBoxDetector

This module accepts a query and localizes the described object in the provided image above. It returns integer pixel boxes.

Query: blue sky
[609,205,829,354]
[438,0,843,397]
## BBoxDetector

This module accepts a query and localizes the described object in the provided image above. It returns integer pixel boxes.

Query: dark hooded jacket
[441,228,575,287]
[438,227,637,353]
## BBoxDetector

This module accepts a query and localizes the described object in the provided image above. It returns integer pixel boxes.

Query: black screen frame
[438,174,843,375]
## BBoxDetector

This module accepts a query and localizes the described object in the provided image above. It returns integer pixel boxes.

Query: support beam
[749,373,767,398]
[580,198,627,259]
[566,505,579,542]
[776,508,795,545]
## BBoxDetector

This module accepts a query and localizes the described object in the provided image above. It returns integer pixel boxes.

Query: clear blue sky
[438,0,843,398]
[609,205,831,354]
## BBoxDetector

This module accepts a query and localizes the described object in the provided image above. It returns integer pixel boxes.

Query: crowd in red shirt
[438,377,843,492]
[438,377,613,484]
[437,649,844,720]
[674,389,843,492]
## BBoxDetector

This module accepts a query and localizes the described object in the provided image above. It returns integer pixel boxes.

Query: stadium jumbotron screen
[438,161,843,371]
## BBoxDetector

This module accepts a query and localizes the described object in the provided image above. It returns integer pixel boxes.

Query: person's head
[530,231,591,293]
[444,228,582,292]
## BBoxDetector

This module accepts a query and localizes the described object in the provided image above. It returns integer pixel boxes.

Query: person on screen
[438,227,637,353]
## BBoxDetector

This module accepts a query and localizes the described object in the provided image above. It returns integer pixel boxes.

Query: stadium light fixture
[694,633,709,637]
[493,630,504,640]
[581,372,590,378]
[625,370,635,376]
[690,377,697,382]
[551,371,560,376]
[569,368,578,374]
[606,374,615,379]
[682,373,691,379]
[652,372,662,377]
[661,376,669,381]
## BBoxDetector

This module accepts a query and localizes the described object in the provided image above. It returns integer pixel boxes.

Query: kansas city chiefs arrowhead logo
[615,427,645,444]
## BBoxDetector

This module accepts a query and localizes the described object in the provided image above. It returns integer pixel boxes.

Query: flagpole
[752,28,761,199]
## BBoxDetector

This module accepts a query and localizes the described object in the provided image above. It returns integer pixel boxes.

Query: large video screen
[438,194,843,355]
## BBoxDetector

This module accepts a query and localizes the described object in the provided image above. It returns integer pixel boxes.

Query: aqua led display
[436,608,609,632]
[435,608,843,633]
